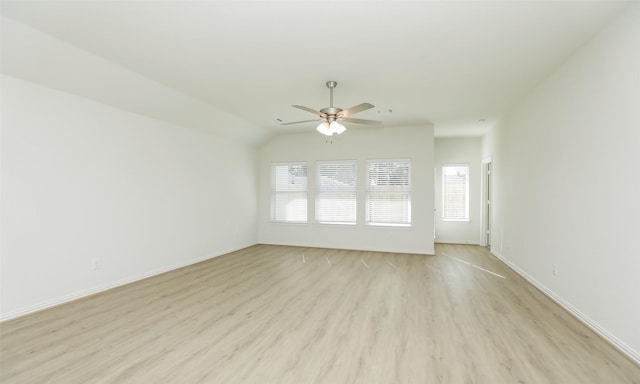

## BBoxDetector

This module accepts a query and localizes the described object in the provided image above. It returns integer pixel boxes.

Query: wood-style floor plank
[1,244,639,383]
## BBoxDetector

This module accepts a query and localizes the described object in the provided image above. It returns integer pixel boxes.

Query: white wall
[1,16,263,320]
[434,138,481,244]
[482,4,640,362]
[258,126,435,254]
[0,75,258,320]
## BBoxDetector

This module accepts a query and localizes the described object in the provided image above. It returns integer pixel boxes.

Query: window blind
[316,161,356,224]
[442,164,469,221]
[366,160,411,226]
[271,163,307,222]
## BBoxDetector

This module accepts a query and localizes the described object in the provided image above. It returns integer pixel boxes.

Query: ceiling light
[317,120,346,136]
[330,121,346,135]
[316,122,332,136]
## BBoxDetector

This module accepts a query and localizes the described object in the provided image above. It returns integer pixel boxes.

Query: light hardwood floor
[1,244,639,383]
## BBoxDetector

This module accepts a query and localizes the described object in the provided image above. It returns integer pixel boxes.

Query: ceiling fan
[281,81,382,136]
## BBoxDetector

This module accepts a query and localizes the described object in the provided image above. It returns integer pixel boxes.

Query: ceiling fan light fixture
[316,122,333,136]
[330,121,346,135]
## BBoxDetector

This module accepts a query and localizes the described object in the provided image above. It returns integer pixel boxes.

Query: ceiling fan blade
[292,105,326,117]
[280,119,321,126]
[341,117,382,125]
[339,103,374,117]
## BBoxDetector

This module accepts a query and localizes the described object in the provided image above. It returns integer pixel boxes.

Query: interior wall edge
[0,242,257,323]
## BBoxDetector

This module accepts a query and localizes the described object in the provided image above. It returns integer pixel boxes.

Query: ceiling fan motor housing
[320,107,343,117]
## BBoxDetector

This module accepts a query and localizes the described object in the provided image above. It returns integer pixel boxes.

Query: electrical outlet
[553,264,558,276]
[91,258,101,270]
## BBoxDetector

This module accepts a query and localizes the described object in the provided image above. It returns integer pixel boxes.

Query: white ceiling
[1,1,631,141]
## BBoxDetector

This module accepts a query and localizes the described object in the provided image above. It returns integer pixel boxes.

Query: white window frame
[270,162,308,223]
[442,164,470,222]
[366,159,412,227]
[315,160,357,225]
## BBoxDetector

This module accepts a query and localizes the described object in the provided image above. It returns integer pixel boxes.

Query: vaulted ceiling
[1,1,631,143]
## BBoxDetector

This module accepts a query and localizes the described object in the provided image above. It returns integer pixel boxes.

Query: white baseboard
[493,252,640,366]
[259,241,435,256]
[0,243,255,322]
[435,240,481,246]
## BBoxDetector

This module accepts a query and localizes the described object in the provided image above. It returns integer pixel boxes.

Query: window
[271,163,307,222]
[366,160,411,226]
[442,164,469,221]
[316,161,356,224]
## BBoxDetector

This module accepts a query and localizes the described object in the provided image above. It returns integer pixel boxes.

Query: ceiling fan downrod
[326,81,337,108]
[321,81,342,116]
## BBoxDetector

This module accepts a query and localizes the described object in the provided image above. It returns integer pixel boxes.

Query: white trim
[493,252,640,365]
[259,241,434,256]
[0,243,254,322]
[480,160,492,247]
